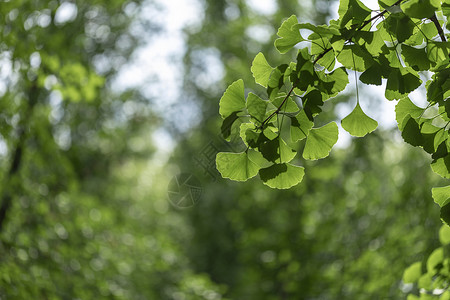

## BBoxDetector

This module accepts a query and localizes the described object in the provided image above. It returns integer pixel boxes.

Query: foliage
[214,0,450,297]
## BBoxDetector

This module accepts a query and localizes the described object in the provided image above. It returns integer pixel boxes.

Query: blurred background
[0,0,446,299]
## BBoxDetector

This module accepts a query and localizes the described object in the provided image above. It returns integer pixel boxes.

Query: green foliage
[216,0,450,192]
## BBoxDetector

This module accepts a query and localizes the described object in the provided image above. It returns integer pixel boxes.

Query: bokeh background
[0,0,446,299]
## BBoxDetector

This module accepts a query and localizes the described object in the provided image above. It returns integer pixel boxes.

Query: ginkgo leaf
[259,163,305,189]
[395,98,425,130]
[251,52,273,87]
[403,262,422,283]
[341,103,378,137]
[259,137,297,163]
[246,93,268,124]
[219,79,245,119]
[216,152,260,182]
[401,45,431,71]
[385,67,422,100]
[439,224,450,245]
[401,0,440,19]
[432,185,450,207]
[426,247,444,273]
[290,110,314,142]
[401,115,423,147]
[303,122,339,160]
[274,15,303,54]
[337,45,374,72]
[431,154,450,179]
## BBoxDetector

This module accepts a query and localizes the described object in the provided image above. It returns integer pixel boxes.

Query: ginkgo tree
[216,0,450,297]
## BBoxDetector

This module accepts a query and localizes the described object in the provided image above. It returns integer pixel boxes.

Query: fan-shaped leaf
[303,122,339,160]
[403,262,422,283]
[274,15,303,54]
[216,152,261,182]
[341,103,378,137]
[259,163,305,189]
[251,52,273,87]
[219,79,245,119]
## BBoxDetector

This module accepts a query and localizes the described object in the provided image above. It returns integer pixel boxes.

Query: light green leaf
[339,0,372,27]
[341,103,378,137]
[216,152,260,182]
[426,247,444,273]
[401,0,440,19]
[219,79,245,119]
[246,93,268,124]
[431,154,450,179]
[274,15,303,54]
[432,185,450,207]
[290,110,314,142]
[303,122,339,160]
[403,262,422,283]
[259,163,305,189]
[317,67,349,97]
[439,225,450,245]
[395,97,425,130]
[337,44,374,72]
[251,52,273,87]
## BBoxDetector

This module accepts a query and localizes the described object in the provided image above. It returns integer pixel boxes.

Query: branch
[430,14,446,42]
[357,0,404,31]
[0,81,39,232]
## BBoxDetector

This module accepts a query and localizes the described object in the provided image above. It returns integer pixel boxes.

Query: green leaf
[439,225,450,245]
[219,79,245,119]
[395,97,425,130]
[427,41,450,64]
[441,203,450,226]
[338,0,372,28]
[426,247,444,273]
[337,44,374,72]
[385,67,422,100]
[401,45,431,71]
[384,12,415,43]
[431,154,450,178]
[359,63,383,86]
[401,0,440,19]
[302,90,324,121]
[290,110,314,142]
[259,163,305,189]
[401,115,423,147]
[251,52,274,87]
[260,137,297,163]
[240,122,261,148]
[432,185,450,207]
[221,112,240,141]
[317,67,349,97]
[274,15,303,54]
[341,103,378,137]
[403,262,422,283]
[303,122,339,160]
[216,152,261,182]
[246,93,268,124]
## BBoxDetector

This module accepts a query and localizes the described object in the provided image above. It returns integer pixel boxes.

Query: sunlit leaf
[341,103,378,137]
[303,122,339,160]
[259,163,305,189]
[251,52,274,87]
[219,79,245,119]
[274,15,303,54]
[246,93,268,124]
[216,152,260,181]
[403,262,422,283]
